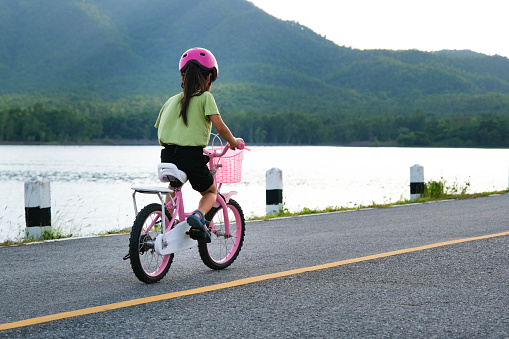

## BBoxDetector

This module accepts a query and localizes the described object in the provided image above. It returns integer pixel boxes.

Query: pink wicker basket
[212,148,244,183]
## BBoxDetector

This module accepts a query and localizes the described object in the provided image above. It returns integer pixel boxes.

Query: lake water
[1,145,508,242]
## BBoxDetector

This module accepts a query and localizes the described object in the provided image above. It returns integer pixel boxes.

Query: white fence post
[410,164,425,201]
[266,168,283,215]
[24,176,52,239]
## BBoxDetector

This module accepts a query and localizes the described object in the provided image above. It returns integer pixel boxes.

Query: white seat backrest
[158,163,188,183]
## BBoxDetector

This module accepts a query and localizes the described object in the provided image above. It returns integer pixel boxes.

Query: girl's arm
[209,114,243,149]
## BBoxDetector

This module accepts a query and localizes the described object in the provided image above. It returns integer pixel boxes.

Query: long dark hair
[179,63,212,126]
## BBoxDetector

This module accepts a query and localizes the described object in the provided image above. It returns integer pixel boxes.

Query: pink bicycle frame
[161,143,244,236]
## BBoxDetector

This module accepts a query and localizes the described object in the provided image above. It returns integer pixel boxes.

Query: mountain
[1,0,509,117]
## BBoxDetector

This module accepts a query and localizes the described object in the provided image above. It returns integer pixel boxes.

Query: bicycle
[126,137,248,284]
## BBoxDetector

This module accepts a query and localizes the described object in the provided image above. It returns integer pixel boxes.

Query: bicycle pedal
[188,228,210,241]
[188,229,201,239]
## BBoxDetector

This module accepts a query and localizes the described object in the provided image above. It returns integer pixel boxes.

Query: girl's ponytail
[179,63,211,126]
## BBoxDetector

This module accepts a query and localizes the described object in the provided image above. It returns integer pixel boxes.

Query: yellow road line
[2,230,508,331]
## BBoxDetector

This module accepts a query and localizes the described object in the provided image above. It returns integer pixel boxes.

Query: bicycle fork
[212,191,237,238]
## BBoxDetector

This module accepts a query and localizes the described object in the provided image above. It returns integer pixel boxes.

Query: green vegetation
[252,188,509,221]
[1,226,70,247]
[418,178,472,201]
[39,228,68,241]
[225,110,509,147]
[0,103,157,143]
[1,0,509,143]
[2,104,509,147]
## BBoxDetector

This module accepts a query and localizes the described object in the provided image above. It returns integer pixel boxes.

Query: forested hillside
[1,0,509,146]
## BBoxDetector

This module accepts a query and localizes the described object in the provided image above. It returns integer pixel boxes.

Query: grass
[248,178,508,221]
[0,226,72,247]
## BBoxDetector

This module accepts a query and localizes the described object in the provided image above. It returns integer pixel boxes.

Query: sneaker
[187,210,211,243]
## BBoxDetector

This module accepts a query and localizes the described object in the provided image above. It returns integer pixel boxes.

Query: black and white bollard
[410,164,424,201]
[24,176,52,239]
[266,168,283,215]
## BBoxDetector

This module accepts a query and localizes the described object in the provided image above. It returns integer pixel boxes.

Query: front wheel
[199,198,245,270]
[129,203,174,283]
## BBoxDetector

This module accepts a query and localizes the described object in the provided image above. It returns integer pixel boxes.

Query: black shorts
[160,145,214,193]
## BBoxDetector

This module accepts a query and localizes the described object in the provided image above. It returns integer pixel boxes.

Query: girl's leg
[187,183,217,243]
[196,183,217,217]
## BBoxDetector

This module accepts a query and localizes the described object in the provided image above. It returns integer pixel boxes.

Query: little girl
[155,47,243,243]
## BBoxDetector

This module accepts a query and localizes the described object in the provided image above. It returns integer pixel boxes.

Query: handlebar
[204,142,250,158]
[237,142,249,150]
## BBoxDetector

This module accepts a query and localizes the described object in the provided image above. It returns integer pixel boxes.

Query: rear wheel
[199,198,245,270]
[129,203,173,283]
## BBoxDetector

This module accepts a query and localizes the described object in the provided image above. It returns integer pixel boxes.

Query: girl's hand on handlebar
[230,138,245,150]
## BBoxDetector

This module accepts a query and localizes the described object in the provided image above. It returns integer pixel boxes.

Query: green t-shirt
[155,91,220,147]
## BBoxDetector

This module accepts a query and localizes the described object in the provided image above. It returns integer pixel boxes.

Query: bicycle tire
[129,203,174,283]
[199,198,245,270]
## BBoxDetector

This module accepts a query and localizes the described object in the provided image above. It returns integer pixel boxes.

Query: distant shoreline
[0,139,160,146]
[0,140,376,147]
[1,140,507,149]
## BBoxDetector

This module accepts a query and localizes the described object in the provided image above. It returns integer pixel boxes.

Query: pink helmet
[179,47,219,81]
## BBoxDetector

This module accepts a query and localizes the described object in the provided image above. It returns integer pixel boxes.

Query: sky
[248,0,509,58]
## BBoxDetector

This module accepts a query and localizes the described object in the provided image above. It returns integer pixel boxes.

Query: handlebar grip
[237,142,245,150]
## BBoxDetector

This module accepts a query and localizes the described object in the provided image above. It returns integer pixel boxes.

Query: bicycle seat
[158,163,188,184]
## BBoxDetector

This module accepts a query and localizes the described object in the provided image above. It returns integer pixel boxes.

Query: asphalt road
[1,195,508,338]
